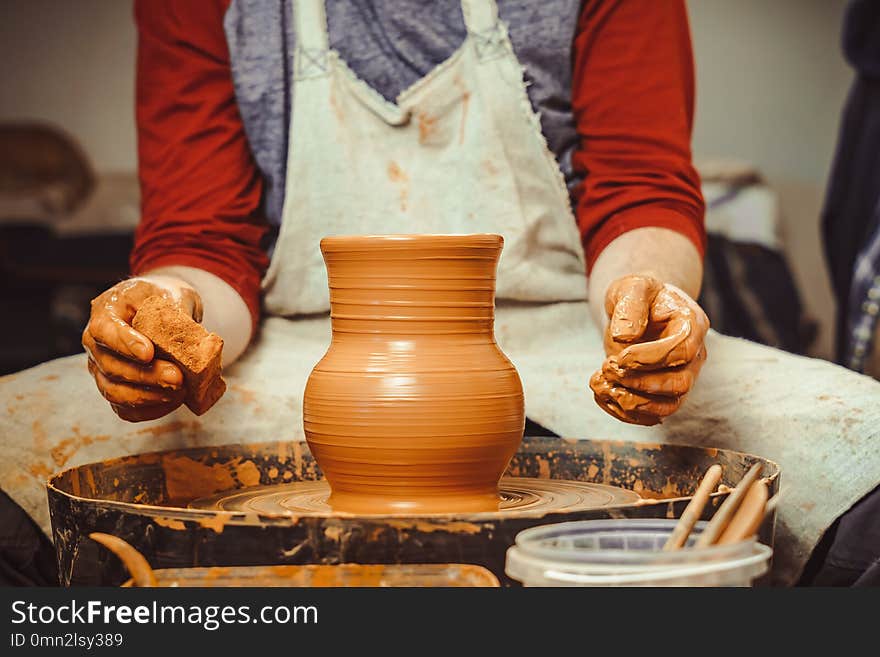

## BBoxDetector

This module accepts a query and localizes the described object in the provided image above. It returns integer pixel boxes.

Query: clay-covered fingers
[613,316,692,370]
[87,359,184,423]
[588,370,678,426]
[82,329,182,389]
[604,274,665,343]
[86,309,154,363]
[87,359,184,407]
[590,341,707,426]
[82,276,205,422]
[602,355,698,397]
[85,277,201,364]
[86,279,160,363]
[84,327,185,424]
[612,288,709,371]
[593,279,709,424]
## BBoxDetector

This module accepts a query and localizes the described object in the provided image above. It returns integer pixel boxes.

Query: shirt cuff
[584,204,707,273]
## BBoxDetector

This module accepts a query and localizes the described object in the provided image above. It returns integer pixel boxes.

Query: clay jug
[303,234,525,513]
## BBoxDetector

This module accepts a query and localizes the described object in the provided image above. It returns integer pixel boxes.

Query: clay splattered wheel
[48,438,780,586]
[188,476,641,517]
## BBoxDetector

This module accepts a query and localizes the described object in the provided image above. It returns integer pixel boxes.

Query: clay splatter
[453,77,471,144]
[198,515,228,534]
[162,455,261,501]
[51,433,111,467]
[135,420,201,439]
[387,161,409,212]
[154,517,186,530]
[417,111,437,144]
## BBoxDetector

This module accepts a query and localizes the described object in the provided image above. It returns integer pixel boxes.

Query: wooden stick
[765,491,781,516]
[716,480,769,545]
[695,462,763,547]
[663,464,723,551]
[90,532,157,587]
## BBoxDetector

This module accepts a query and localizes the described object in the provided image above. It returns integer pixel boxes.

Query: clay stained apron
[261,0,588,315]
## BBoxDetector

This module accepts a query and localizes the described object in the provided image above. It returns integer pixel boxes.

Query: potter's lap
[670,331,880,451]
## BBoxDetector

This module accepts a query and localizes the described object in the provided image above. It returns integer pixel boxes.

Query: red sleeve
[571,0,706,272]
[131,0,268,329]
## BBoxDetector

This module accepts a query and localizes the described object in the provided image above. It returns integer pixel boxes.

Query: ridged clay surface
[303,234,525,513]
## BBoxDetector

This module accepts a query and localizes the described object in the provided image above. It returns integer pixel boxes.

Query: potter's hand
[82,276,202,422]
[589,274,709,426]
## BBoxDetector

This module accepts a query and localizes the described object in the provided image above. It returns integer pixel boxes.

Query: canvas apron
[2,0,879,587]
[262,0,588,314]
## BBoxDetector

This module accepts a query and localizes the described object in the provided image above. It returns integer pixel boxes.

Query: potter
[1,0,879,588]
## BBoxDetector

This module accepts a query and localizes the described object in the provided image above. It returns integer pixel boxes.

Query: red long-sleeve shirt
[131,0,705,327]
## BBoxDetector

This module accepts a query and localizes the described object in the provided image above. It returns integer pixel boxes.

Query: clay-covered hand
[589,274,709,426]
[82,276,202,422]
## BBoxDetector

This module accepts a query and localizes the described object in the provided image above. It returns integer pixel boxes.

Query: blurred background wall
[0,0,856,361]
[689,0,852,360]
[0,0,137,172]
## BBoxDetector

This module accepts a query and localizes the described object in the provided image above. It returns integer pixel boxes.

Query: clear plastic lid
[506,519,772,586]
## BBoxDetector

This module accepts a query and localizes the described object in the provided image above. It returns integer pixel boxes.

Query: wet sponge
[132,295,226,415]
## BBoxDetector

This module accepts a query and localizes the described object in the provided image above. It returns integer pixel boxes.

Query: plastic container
[505,519,772,587]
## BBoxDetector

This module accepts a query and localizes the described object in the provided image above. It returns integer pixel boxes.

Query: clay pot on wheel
[303,234,525,513]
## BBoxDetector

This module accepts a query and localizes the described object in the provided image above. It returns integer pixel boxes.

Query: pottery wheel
[188,476,641,516]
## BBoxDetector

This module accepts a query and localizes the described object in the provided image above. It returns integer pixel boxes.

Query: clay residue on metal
[153,516,186,530]
[198,515,229,534]
[161,455,261,502]
[384,520,484,535]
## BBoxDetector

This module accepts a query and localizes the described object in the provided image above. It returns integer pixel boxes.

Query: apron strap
[461,0,508,62]
[461,0,499,33]
[293,0,330,80]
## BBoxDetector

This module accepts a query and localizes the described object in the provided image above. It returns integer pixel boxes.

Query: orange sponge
[132,295,226,415]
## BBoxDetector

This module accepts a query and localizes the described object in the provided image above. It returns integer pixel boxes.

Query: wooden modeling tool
[663,464,723,551]
[716,479,769,545]
[89,532,157,587]
[694,462,763,547]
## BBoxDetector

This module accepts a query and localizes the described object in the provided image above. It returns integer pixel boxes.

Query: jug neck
[321,235,502,336]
